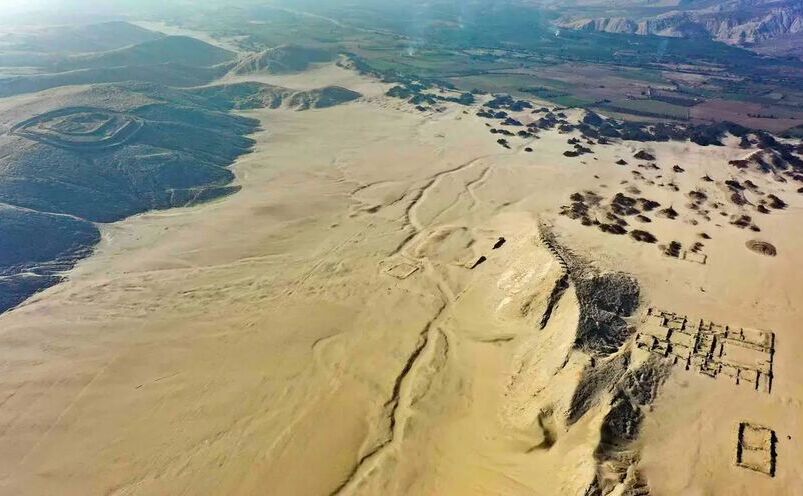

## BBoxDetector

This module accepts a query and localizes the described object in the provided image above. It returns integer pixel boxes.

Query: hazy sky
[0,1,103,20]
[0,0,173,24]
[2,0,98,13]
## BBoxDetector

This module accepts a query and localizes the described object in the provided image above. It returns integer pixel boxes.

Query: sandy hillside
[0,62,801,496]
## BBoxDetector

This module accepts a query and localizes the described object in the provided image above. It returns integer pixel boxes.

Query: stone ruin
[636,308,774,393]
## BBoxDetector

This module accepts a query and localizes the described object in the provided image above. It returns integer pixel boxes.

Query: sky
[1,0,96,13]
[0,0,177,24]
[0,0,105,21]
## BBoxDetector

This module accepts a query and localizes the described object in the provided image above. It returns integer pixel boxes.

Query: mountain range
[552,0,802,56]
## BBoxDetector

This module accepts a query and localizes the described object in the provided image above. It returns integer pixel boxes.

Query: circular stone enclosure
[746,240,777,257]
[11,107,143,151]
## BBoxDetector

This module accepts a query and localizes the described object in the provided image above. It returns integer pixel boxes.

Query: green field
[599,99,692,120]
[163,0,803,131]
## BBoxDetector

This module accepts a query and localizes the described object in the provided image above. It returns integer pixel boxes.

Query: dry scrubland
[0,62,802,496]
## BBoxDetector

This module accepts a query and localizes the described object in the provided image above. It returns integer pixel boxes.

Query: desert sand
[0,61,801,496]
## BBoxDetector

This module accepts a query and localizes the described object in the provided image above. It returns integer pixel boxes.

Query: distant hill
[55,36,236,72]
[0,21,163,54]
[555,0,803,51]
[228,45,333,75]
[0,63,228,98]
[0,82,259,313]
[0,35,238,98]
[193,82,362,110]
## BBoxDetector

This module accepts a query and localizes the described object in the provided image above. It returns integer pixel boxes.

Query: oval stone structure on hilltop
[11,107,144,151]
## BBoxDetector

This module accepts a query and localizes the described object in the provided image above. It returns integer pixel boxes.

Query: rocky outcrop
[504,225,671,495]
[192,82,362,111]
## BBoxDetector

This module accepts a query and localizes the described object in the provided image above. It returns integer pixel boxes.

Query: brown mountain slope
[555,0,803,53]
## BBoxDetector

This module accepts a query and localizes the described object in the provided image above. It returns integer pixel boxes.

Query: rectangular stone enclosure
[636,308,774,393]
[736,422,776,476]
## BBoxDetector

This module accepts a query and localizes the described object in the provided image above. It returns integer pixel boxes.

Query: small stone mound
[731,214,759,231]
[746,240,777,257]
[767,194,787,209]
[688,190,707,202]
[633,150,655,161]
[725,179,745,191]
[599,223,627,235]
[610,193,639,216]
[638,198,660,211]
[657,206,678,220]
[664,241,682,258]
[630,230,657,243]
[731,192,748,206]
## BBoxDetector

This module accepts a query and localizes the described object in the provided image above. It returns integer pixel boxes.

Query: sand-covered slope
[228,45,333,75]
[0,64,801,496]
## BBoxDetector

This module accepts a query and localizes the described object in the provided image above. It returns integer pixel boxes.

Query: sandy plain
[0,61,801,496]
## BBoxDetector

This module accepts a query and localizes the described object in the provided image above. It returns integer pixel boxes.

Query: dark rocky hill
[55,36,235,71]
[0,82,259,313]
[0,21,164,54]
[0,35,236,98]
[0,63,228,98]
[0,76,365,314]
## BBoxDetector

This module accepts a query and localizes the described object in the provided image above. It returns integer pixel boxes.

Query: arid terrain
[0,45,801,495]
[0,6,802,495]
